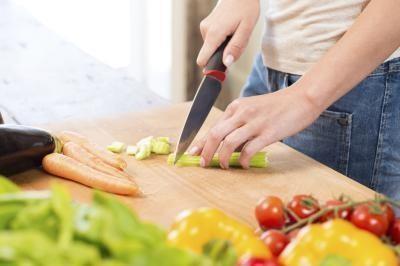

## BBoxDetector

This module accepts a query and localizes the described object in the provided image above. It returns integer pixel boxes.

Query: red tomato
[382,203,395,227]
[287,228,301,241]
[260,230,290,257]
[255,196,286,230]
[390,218,400,244]
[287,195,320,221]
[350,204,389,237]
[320,199,352,222]
[238,257,281,266]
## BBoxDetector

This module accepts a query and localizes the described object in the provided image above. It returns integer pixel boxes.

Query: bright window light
[14,0,131,68]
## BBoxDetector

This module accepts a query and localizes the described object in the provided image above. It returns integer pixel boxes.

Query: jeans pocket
[283,110,353,175]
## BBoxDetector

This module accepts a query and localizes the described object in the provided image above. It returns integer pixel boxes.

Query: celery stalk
[152,141,171,155]
[137,136,154,147]
[167,152,268,168]
[126,145,138,156]
[135,144,151,160]
[156,137,170,144]
[107,141,125,153]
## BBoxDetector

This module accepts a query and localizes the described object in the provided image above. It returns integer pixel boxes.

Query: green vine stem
[281,196,399,234]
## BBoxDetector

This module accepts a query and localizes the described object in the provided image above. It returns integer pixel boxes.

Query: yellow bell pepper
[167,208,271,259]
[279,219,397,266]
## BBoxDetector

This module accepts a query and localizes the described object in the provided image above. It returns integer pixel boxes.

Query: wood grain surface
[10,103,374,228]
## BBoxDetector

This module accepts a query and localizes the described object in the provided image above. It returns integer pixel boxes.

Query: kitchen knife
[174,37,231,164]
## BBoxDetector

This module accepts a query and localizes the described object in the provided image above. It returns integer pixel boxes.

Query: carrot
[42,153,141,196]
[62,142,134,181]
[59,131,127,170]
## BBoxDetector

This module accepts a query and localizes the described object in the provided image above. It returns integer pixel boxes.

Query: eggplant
[0,124,61,176]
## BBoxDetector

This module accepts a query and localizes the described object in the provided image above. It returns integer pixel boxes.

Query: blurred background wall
[14,0,265,109]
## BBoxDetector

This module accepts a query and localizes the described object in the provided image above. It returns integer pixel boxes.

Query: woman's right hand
[197,0,260,68]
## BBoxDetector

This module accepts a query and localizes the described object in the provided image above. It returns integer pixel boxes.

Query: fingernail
[224,54,234,67]
[188,146,199,155]
[200,157,206,167]
[220,162,228,170]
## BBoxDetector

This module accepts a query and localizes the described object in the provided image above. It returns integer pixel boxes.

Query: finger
[218,124,256,169]
[188,137,206,155]
[200,116,244,167]
[239,136,268,169]
[199,19,208,40]
[197,29,227,67]
[187,104,237,156]
[223,22,252,67]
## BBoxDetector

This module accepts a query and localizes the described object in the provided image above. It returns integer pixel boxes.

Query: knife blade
[174,37,231,164]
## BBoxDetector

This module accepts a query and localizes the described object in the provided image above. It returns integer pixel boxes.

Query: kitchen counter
[11,103,375,228]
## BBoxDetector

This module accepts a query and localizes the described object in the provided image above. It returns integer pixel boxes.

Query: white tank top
[262,0,400,75]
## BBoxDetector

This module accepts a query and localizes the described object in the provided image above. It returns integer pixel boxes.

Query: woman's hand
[189,85,323,169]
[197,0,260,68]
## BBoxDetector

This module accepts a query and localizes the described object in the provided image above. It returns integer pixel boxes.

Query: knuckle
[229,42,245,53]
[223,137,236,150]
[261,129,275,142]
[209,129,221,141]
[229,99,241,110]
[243,106,257,116]
[199,20,208,31]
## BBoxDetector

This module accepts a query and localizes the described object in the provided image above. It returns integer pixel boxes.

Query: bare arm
[301,0,400,110]
[192,0,400,168]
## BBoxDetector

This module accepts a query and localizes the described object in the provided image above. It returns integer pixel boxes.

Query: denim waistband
[370,57,400,76]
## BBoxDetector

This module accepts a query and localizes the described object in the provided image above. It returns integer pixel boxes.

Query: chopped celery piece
[107,141,125,153]
[155,137,170,144]
[135,144,152,160]
[152,141,171,155]
[126,146,138,156]
[137,136,154,147]
[167,152,268,168]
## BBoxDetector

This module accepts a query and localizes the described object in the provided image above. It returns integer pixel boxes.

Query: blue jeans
[242,54,400,200]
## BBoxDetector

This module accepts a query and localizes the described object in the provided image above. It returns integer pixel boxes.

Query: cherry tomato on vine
[255,196,286,230]
[350,203,389,237]
[381,203,395,227]
[287,195,320,221]
[260,230,290,257]
[390,218,400,244]
[320,199,352,222]
[238,257,281,266]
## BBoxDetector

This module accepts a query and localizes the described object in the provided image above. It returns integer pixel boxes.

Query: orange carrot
[62,141,134,181]
[42,153,141,196]
[59,131,127,170]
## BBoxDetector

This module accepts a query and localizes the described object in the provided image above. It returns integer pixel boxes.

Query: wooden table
[11,103,374,228]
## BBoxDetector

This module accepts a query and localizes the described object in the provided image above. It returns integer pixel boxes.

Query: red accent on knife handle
[203,69,226,82]
[203,36,232,82]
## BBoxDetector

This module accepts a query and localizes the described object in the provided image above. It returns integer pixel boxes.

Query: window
[14,0,175,100]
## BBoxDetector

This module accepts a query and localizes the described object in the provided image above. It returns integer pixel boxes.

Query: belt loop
[283,73,289,88]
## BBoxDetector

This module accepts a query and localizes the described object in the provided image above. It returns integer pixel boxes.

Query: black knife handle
[204,36,232,73]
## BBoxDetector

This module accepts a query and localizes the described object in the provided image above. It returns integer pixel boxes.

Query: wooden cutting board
[11,103,374,228]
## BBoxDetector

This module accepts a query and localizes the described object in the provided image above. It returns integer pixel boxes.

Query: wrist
[288,79,328,116]
[293,71,340,114]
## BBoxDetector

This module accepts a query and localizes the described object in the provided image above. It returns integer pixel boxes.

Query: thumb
[223,23,252,67]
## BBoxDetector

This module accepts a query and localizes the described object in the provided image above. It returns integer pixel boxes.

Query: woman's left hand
[188,85,323,169]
